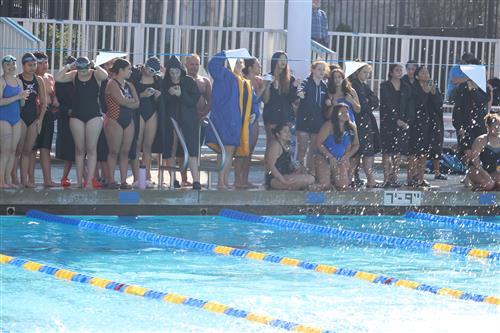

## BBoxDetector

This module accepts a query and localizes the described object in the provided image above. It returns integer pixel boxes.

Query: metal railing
[311,39,337,63]
[157,116,226,189]
[158,117,189,188]
[9,17,499,99]
[12,18,287,74]
[325,31,500,97]
[198,116,227,190]
[0,17,43,62]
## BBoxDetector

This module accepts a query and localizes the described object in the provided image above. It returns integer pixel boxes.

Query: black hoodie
[159,56,201,157]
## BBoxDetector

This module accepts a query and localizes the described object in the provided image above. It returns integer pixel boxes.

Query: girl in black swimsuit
[467,113,500,191]
[265,123,315,190]
[55,56,109,188]
[16,53,47,188]
[104,58,140,189]
[130,57,162,188]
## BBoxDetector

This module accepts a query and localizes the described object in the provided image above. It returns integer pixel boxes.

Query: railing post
[133,25,145,65]
[400,35,410,65]
[495,40,500,78]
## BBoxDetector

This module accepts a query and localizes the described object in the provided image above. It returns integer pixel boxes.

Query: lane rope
[405,212,500,234]
[25,210,500,305]
[218,209,499,261]
[0,253,332,333]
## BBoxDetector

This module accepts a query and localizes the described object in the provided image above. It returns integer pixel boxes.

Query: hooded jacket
[205,51,256,156]
[153,56,200,157]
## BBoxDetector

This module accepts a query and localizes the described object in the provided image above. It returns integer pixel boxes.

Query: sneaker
[192,181,201,190]
[174,180,181,188]
[61,177,71,187]
[389,181,402,188]
[145,180,155,189]
[120,182,132,190]
[406,179,417,187]
[354,173,365,186]
[418,180,431,187]
[132,181,139,189]
[434,174,448,180]
[107,182,120,190]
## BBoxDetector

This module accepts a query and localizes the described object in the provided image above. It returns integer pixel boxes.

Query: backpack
[426,149,466,175]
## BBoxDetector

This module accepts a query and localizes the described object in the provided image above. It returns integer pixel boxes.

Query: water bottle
[139,165,146,190]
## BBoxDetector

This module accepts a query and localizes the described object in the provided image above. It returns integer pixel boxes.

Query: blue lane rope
[218,209,499,261]
[405,212,500,234]
[25,210,499,305]
[0,253,332,333]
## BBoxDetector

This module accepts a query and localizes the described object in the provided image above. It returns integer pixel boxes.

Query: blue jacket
[205,51,241,148]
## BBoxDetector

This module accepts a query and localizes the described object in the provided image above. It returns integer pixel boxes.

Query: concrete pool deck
[1,161,498,216]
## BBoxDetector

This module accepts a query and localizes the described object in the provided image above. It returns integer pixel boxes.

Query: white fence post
[133,25,145,65]
[495,40,500,78]
[400,36,410,65]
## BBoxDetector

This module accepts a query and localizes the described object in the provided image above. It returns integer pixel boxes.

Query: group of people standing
[0,52,211,190]
[261,58,450,191]
[0,50,498,191]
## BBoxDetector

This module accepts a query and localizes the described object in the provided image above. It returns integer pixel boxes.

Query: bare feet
[0,183,12,189]
[44,181,60,188]
[22,182,36,188]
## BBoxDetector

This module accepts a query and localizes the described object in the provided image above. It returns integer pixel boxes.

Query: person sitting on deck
[467,113,500,191]
[265,123,315,190]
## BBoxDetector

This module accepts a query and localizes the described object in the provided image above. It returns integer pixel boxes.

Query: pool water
[1,214,498,332]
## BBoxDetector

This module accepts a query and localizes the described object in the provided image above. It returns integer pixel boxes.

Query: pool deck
[1,162,498,216]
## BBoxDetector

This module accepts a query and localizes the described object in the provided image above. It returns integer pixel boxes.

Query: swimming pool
[1,213,498,332]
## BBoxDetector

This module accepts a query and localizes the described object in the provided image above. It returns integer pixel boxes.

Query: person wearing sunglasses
[15,53,47,188]
[31,51,60,187]
[0,55,29,188]
[54,56,108,188]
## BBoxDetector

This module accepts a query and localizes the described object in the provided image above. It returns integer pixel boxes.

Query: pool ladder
[158,116,226,189]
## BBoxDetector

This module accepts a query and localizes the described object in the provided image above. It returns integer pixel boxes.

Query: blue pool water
[1,214,498,332]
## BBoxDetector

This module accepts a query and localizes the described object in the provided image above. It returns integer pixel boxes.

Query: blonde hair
[311,60,329,76]
[186,53,201,63]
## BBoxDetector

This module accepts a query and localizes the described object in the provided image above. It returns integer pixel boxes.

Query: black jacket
[379,80,413,129]
[452,81,490,133]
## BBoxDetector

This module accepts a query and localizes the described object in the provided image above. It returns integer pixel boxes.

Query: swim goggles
[1,55,16,64]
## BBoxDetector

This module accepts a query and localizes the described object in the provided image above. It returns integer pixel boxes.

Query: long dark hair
[110,58,130,74]
[271,123,289,140]
[273,57,291,95]
[388,64,403,79]
[414,65,427,81]
[328,68,355,96]
[242,57,257,76]
[330,103,352,144]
